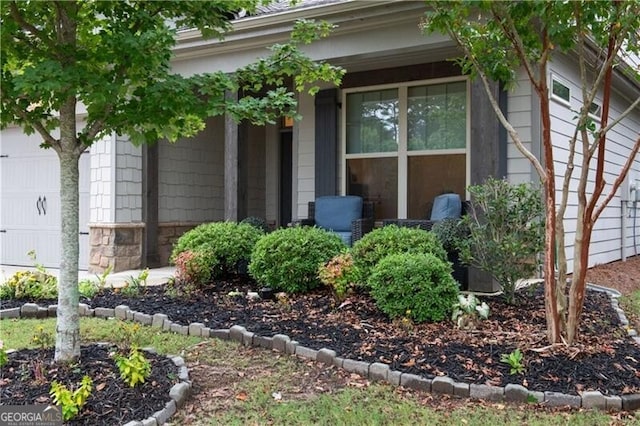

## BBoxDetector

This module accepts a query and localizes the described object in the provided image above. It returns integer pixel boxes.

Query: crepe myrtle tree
[0,0,344,362]
[423,1,640,345]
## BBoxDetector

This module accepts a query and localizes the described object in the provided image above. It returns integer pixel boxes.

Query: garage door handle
[79,232,89,235]
[36,196,47,216]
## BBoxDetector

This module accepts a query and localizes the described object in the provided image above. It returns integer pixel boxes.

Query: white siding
[158,116,224,223]
[294,91,316,219]
[506,68,536,184]
[548,54,640,271]
[90,135,116,223]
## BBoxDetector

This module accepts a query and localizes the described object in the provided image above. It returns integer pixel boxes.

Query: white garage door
[0,127,90,269]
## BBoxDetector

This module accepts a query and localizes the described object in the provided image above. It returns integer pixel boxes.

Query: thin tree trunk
[567,219,592,344]
[538,75,562,344]
[54,101,81,362]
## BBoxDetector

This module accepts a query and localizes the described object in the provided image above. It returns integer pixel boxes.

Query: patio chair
[294,195,375,246]
[382,193,463,230]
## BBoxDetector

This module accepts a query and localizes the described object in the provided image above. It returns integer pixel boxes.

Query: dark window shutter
[315,88,338,196]
[470,78,507,184]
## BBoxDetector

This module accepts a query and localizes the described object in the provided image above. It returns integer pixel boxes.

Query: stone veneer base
[2,283,639,419]
[88,223,145,273]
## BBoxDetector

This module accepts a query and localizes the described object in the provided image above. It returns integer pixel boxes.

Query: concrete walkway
[0,264,175,288]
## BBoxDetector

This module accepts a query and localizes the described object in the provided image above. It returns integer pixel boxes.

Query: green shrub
[249,226,345,293]
[170,221,264,279]
[240,216,270,233]
[351,225,447,288]
[0,270,58,300]
[369,253,459,323]
[458,177,544,304]
[431,218,469,253]
[173,249,217,286]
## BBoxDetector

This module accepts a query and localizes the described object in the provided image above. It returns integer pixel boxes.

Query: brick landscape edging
[2,283,639,415]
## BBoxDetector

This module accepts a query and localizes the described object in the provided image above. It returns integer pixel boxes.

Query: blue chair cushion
[314,196,363,232]
[333,231,353,246]
[430,193,462,222]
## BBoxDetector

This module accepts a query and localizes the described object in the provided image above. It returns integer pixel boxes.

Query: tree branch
[8,1,57,51]
[13,107,60,150]
[490,3,543,94]
[441,23,546,180]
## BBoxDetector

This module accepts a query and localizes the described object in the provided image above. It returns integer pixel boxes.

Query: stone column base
[158,222,200,266]
[89,223,144,273]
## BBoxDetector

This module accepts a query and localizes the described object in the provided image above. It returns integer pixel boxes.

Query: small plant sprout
[501,348,525,375]
[50,375,93,421]
[114,347,151,387]
[121,268,151,297]
[32,326,54,349]
[451,294,490,329]
[95,265,113,287]
[0,340,7,368]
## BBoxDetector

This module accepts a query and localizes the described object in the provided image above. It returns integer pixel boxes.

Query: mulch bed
[0,344,179,426]
[3,275,639,402]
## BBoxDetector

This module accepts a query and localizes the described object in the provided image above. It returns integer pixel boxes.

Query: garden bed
[4,276,639,398]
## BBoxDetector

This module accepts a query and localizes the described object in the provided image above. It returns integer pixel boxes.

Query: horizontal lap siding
[549,55,640,272]
[507,69,535,185]
[295,92,316,220]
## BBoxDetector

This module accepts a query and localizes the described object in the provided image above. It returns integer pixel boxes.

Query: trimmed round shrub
[369,253,459,323]
[170,221,264,280]
[240,216,270,233]
[249,226,345,293]
[351,225,448,287]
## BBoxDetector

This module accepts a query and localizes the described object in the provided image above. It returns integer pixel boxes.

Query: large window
[344,79,468,220]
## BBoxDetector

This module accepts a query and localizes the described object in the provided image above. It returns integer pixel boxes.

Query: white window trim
[340,76,470,219]
[550,73,572,108]
[588,101,602,121]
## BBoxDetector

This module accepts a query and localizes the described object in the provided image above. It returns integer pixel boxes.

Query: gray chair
[383,193,463,230]
[294,195,375,246]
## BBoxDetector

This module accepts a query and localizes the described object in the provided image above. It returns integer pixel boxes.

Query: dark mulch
[4,275,639,399]
[0,344,179,425]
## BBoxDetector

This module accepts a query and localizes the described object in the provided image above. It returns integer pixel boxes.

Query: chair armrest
[352,217,375,242]
[290,218,315,227]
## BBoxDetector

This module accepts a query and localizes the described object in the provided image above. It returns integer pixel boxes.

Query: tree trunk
[54,104,81,362]
[567,197,593,344]
[539,87,562,344]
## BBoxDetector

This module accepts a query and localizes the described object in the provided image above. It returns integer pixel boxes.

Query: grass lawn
[1,317,638,425]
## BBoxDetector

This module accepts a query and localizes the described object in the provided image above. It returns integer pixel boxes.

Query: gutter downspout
[622,199,627,261]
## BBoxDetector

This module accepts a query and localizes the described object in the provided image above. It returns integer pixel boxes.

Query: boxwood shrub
[369,253,459,323]
[351,225,448,288]
[249,226,345,293]
[170,221,264,281]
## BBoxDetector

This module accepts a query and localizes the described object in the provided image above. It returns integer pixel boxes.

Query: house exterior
[1,1,638,283]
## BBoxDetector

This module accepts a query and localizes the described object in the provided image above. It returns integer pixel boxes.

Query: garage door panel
[1,126,90,269]
[1,229,61,268]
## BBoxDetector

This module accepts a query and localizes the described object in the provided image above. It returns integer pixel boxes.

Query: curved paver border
[2,283,639,416]
[0,309,191,426]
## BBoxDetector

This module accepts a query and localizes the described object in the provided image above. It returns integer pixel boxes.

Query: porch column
[142,143,160,268]
[88,134,144,273]
[225,91,239,221]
